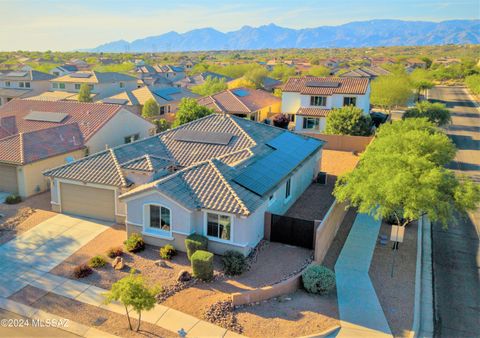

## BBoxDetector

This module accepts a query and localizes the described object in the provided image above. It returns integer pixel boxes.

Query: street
[429,86,480,338]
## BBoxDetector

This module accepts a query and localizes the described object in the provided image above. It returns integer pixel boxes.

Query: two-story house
[281,77,370,134]
[50,71,138,101]
[0,70,54,106]
[49,64,79,77]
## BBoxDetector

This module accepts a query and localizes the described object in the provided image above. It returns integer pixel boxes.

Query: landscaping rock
[156,278,197,303]
[204,300,243,334]
[177,270,191,282]
[155,259,169,268]
[112,256,124,270]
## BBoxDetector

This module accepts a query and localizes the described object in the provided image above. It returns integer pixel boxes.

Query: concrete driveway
[0,214,111,297]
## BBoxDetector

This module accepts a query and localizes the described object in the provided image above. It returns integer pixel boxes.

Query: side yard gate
[269,213,315,249]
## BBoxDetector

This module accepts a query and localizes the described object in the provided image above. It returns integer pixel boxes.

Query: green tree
[190,76,227,96]
[465,74,480,95]
[325,106,372,136]
[103,270,158,331]
[334,118,480,229]
[270,64,296,82]
[403,101,451,127]
[306,65,330,77]
[153,118,170,133]
[142,98,160,118]
[420,57,433,69]
[78,83,93,103]
[370,75,412,113]
[173,98,214,127]
[243,68,268,89]
[410,69,434,100]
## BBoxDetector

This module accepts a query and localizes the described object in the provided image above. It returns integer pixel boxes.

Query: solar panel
[70,73,92,78]
[233,133,322,196]
[306,81,340,88]
[6,71,28,77]
[173,129,233,145]
[153,87,182,101]
[232,89,250,97]
[102,98,128,105]
[24,111,69,123]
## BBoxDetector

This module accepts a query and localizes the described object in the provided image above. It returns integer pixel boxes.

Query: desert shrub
[302,264,336,295]
[73,264,93,278]
[159,244,177,260]
[222,250,248,276]
[5,194,21,204]
[125,233,145,253]
[191,250,214,281]
[88,255,107,268]
[272,114,290,129]
[185,234,208,260]
[106,246,123,258]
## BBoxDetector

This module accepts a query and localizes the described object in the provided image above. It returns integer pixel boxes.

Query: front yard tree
[173,98,214,127]
[370,75,412,114]
[403,101,451,127]
[325,106,372,136]
[334,118,480,229]
[142,98,160,119]
[78,83,93,103]
[410,69,434,100]
[190,76,227,96]
[103,270,157,331]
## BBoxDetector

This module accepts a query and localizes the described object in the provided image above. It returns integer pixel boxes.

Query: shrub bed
[185,234,208,260]
[5,194,22,204]
[191,250,214,281]
[302,264,336,295]
[88,255,107,268]
[106,246,123,258]
[124,233,145,253]
[73,264,93,279]
[222,250,248,276]
[159,244,177,260]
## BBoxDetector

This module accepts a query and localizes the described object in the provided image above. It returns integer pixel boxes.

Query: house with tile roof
[134,64,186,88]
[0,100,154,197]
[282,77,371,134]
[197,87,281,122]
[0,70,55,106]
[44,114,323,255]
[339,66,391,80]
[50,71,138,101]
[49,64,79,77]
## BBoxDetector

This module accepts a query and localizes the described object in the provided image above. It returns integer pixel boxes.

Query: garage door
[0,164,18,194]
[60,183,115,222]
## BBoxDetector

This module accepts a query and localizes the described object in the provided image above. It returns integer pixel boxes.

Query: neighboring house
[69,59,90,70]
[134,65,186,87]
[0,70,55,106]
[179,60,195,70]
[50,64,79,77]
[404,58,427,70]
[0,100,154,197]
[281,77,370,134]
[102,86,199,117]
[340,66,391,79]
[44,114,324,256]
[50,71,138,100]
[197,87,281,122]
[227,76,282,92]
[24,91,84,102]
[176,72,233,88]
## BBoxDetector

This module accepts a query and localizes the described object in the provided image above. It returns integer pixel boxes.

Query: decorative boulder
[112,256,124,270]
[177,270,192,282]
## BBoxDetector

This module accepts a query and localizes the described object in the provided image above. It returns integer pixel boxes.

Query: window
[59,83,66,89]
[74,84,81,90]
[343,97,357,106]
[160,106,166,115]
[52,83,58,89]
[268,193,275,206]
[302,117,320,130]
[207,213,231,241]
[19,82,25,88]
[124,133,140,144]
[310,96,327,106]
[149,205,171,232]
[88,84,94,90]
[25,82,30,88]
[119,82,125,88]
[285,178,291,200]
[5,81,10,87]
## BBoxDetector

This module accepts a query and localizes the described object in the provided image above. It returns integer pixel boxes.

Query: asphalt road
[429,86,480,338]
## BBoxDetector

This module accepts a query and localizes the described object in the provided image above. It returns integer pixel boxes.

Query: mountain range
[89,19,480,52]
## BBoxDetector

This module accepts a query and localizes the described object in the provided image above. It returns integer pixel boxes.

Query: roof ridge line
[227,89,251,112]
[145,154,154,171]
[19,132,25,164]
[207,95,225,113]
[109,148,127,187]
[208,160,250,216]
[228,115,257,147]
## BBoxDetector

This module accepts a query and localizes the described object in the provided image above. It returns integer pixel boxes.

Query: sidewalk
[333,213,392,337]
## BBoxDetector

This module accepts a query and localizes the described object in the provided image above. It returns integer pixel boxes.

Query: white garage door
[0,164,18,194]
[60,183,116,222]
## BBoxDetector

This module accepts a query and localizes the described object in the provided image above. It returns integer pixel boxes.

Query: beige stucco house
[0,70,55,106]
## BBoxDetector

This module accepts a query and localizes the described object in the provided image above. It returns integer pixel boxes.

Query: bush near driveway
[5,194,22,204]
[302,264,336,295]
[89,255,107,268]
[159,244,176,260]
[185,234,208,260]
[191,250,214,281]
[106,246,123,258]
[73,264,93,279]
[125,233,145,253]
[222,250,248,276]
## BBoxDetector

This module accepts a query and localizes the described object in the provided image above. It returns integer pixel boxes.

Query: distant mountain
[89,20,480,52]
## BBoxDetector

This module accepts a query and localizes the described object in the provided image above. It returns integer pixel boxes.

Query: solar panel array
[152,87,182,101]
[24,111,69,123]
[173,129,234,145]
[232,88,250,97]
[305,81,341,88]
[70,73,92,78]
[6,71,28,77]
[233,133,321,196]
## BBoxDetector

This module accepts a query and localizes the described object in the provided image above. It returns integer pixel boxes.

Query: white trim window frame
[143,203,173,238]
[343,96,357,106]
[302,117,320,130]
[203,211,234,244]
[310,96,327,107]
[284,177,292,203]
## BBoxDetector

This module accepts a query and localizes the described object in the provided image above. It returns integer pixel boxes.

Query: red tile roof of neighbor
[197,87,280,114]
[0,100,122,141]
[282,77,369,95]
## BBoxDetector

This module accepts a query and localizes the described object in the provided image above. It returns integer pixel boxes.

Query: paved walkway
[333,213,392,337]
[0,214,243,338]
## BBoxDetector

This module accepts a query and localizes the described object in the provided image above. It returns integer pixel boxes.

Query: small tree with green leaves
[142,98,160,119]
[103,270,158,331]
[243,68,268,89]
[191,76,227,96]
[410,69,434,100]
[403,101,451,127]
[153,118,170,133]
[325,106,372,136]
[306,65,331,77]
[78,83,92,103]
[371,75,412,113]
[334,118,480,229]
[173,98,214,127]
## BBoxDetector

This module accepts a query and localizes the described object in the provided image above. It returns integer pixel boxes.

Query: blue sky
[0,0,478,51]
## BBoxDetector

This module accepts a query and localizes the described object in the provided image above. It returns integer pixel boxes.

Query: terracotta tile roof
[0,99,122,141]
[296,107,331,117]
[282,77,369,95]
[0,123,85,165]
[0,88,32,98]
[197,88,280,114]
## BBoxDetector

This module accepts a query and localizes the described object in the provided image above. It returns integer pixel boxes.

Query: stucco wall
[86,108,154,153]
